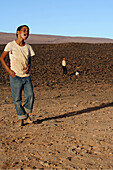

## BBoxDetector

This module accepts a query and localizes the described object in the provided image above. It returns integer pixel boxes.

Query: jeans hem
[17,114,27,120]
[24,107,32,114]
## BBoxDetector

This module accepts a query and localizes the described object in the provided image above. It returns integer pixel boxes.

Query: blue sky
[0,0,113,39]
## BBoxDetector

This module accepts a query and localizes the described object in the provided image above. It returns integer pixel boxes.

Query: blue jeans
[10,76,34,120]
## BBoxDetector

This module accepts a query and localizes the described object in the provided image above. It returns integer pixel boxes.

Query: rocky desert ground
[0,43,113,169]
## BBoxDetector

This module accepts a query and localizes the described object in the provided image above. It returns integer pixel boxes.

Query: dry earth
[0,43,113,169]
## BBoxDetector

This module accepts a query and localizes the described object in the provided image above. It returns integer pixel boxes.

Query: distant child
[0,25,35,126]
[62,57,67,75]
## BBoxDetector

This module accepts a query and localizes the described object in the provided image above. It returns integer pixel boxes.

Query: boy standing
[0,25,35,126]
[62,57,67,75]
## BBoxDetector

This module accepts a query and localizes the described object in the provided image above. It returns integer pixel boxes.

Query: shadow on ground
[33,102,113,124]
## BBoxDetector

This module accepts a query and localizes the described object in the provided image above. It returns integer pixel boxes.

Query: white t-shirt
[4,40,35,77]
[62,60,66,66]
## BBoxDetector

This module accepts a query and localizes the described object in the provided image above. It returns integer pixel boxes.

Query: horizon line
[0,31,113,40]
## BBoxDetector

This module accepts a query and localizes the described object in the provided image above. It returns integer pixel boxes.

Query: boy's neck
[15,39,25,47]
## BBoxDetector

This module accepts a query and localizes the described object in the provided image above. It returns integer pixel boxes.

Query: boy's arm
[0,51,15,77]
[24,56,31,74]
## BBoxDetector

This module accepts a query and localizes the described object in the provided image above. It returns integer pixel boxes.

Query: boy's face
[17,26,29,40]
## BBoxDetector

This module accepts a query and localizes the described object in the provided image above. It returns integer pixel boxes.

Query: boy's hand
[9,70,16,77]
[24,64,30,74]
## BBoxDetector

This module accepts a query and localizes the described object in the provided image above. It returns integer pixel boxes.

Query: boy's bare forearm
[0,51,15,77]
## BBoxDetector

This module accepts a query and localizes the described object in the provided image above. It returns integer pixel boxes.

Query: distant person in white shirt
[0,25,35,127]
[62,57,67,75]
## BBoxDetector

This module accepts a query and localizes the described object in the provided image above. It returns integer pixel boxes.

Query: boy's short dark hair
[16,25,29,37]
